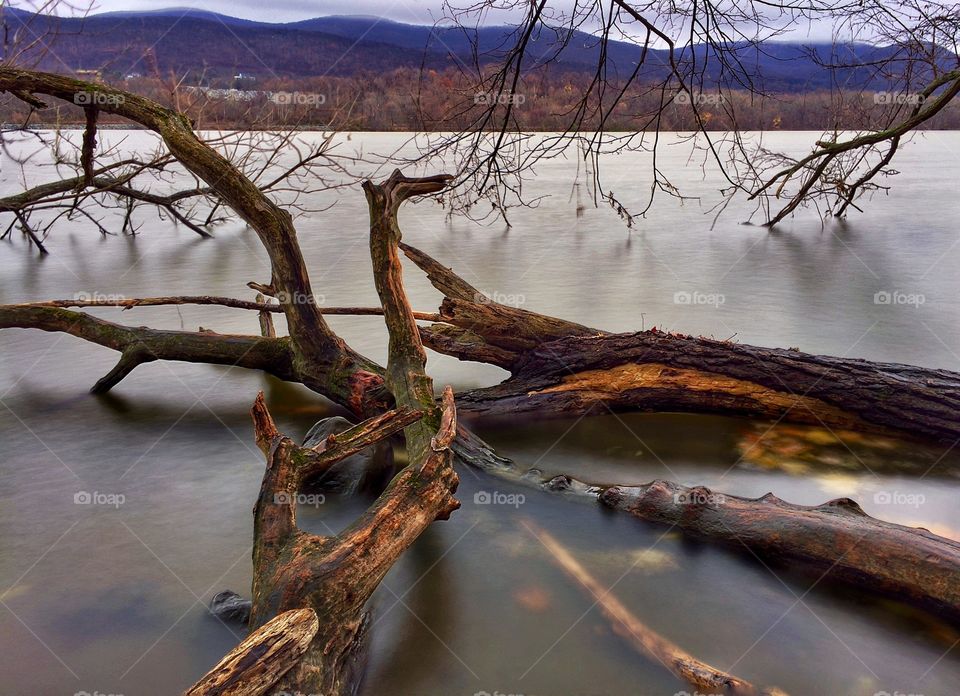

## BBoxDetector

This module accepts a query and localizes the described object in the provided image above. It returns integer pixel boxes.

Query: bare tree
[409,0,960,226]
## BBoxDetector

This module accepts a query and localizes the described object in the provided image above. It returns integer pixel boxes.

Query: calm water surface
[1,131,959,695]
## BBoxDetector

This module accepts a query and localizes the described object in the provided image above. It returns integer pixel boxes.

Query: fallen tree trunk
[3,70,957,446]
[526,521,785,696]
[455,329,960,442]
[399,243,960,444]
[442,420,960,622]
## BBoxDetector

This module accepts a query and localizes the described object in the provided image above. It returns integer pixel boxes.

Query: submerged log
[527,521,785,696]
[599,480,960,618]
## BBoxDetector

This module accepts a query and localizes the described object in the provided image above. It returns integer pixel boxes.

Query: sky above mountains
[55,1,840,41]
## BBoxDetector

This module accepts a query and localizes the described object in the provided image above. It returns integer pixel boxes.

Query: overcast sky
[23,0,844,42]
[73,0,503,24]
[58,1,832,37]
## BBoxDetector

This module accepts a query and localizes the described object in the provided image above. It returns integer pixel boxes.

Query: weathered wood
[183,608,319,696]
[364,171,453,462]
[246,390,457,695]
[527,522,783,696]
[254,294,276,339]
[242,172,463,695]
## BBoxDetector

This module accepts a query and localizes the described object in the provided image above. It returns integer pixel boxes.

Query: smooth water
[1,131,960,696]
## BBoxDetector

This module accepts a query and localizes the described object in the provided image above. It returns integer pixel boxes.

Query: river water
[1,131,959,695]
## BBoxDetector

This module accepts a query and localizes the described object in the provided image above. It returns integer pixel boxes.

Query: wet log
[247,392,458,695]
[600,480,960,617]
[529,475,960,619]
[456,330,960,442]
[526,521,785,696]
[183,608,318,696]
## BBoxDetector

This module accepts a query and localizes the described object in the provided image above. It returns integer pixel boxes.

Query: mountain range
[0,7,941,91]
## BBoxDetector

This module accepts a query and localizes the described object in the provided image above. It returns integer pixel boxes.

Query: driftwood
[183,608,318,696]
[526,521,785,696]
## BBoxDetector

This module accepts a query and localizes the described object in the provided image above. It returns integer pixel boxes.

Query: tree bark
[184,608,319,696]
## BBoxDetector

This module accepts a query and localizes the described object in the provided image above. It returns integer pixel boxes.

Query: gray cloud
[50,1,843,41]
[81,0,466,24]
